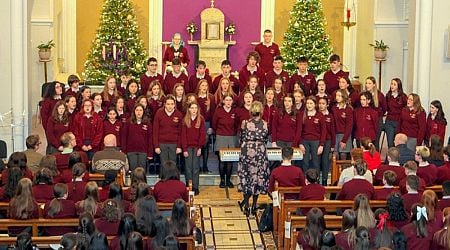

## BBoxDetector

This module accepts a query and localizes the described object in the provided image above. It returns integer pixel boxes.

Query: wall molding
[149,0,163,74]
[374,20,409,28]
[30,18,53,26]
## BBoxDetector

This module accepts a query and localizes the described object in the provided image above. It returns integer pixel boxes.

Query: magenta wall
[163,0,262,74]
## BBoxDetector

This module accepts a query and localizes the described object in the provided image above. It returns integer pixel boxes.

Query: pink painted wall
[163,0,262,74]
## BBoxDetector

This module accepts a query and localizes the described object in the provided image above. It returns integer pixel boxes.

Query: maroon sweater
[323,70,349,94]
[375,187,399,200]
[53,151,89,170]
[43,199,77,235]
[337,178,375,200]
[181,117,207,151]
[148,97,165,118]
[40,97,60,131]
[212,107,238,136]
[67,181,88,203]
[402,192,422,214]
[254,42,280,73]
[268,165,305,199]
[238,65,266,91]
[46,119,70,148]
[95,217,120,236]
[425,115,447,144]
[236,107,251,127]
[300,112,326,145]
[386,92,407,121]
[140,73,164,95]
[354,107,379,141]
[196,94,215,122]
[437,162,450,184]
[399,176,426,194]
[72,112,104,150]
[439,198,450,211]
[373,164,406,185]
[416,163,438,186]
[289,72,316,96]
[401,222,432,249]
[398,108,426,145]
[262,104,278,136]
[163,72,188,94]
[211,74,240,95]
[332,105,354,143]
[121,120,153,156]
[335,231,353,250]
[153,108,183,147]
[188,74,212,94]
[322,112,336,145]
[153,179,188,203]
[374,91,387,117]
[163,46,190,65]
[299,183,326,215]
[103,120,122,147]
[271,110,302,145]
[32,184,54,203]
[265,70,290,91]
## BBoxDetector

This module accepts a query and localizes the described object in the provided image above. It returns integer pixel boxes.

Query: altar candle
[102,46,106,61]
[347,9,351,19]
[113,44,117,60]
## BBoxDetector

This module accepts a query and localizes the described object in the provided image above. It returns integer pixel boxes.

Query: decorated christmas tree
[83,0,147,84]
[281,0,333,75]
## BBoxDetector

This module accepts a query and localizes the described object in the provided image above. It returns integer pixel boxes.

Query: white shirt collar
[389,162,401,166]
[418,161,429,167]
[146,71,157,77]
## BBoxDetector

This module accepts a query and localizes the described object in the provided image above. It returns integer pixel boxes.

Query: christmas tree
[83,0,148,84]
[281,0,333,75]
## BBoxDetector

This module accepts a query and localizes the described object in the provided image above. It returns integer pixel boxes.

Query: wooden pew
[0,235,195,250]
[276,196,387,248]
[285,213,343,249]
[331,155,352,184]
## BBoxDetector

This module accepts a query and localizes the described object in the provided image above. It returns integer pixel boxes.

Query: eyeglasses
[149,64,157,66]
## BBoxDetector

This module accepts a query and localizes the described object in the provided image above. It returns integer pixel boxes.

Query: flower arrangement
[225,23,236,35]
[186,22,198,34]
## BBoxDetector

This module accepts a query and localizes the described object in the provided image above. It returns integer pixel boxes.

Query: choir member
[92,93,106,119]
[323,54,349,95]
[238,51,266,91]
[188,60,212,95]
[265,55,289,92]
[140,57,164,96]
[212,94,239,188]
[288,56,316,96]
[153,95,183,166]
[121,104,153,171]
[102,107,122,147]
[354,91,378,146]
[41,81,64,132]
[254,29,280,73]
[163,58,189,94]
[425,100,447,146]
[163,33,190,68]
[364,76,387,149]
[123,79,141,112]
[64,74,81,99]
[332,89,353,160]
[385,78,407,148]
[146,80,166,118]
[318,97,335,185]
[211,60,239,94]
[46,100,71,154]
[195,79,215,172]
[398,93,426,151]
[100,76,121,110]
[271,95,301,149]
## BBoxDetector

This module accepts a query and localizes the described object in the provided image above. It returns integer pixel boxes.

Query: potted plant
[37,40,55,61]
[225,23,236,41]
[369,40,389,60]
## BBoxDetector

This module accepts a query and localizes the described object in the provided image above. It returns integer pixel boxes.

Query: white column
[342,0,358,77]
[412,0,432,110]
[260,0,275,38]
[62,0,77,73]
[149,0,163,74]
[10,0,30,151]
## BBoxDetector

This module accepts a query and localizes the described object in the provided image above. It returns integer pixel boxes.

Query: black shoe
[227,181,234,188]
[243,206,250,217]
[219,180,225,188]
[194,189,200,196]
[251,206,257,216]
[238,201,245,212]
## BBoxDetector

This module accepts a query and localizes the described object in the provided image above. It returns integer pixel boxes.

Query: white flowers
[225,23,236,35]
[186,22,198,34]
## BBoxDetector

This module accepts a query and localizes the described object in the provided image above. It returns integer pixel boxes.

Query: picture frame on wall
[206,23,220,40]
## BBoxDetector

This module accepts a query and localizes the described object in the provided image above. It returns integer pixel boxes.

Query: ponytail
[48,183,68,217]
[369,143,376,157]
[48,198,62,217]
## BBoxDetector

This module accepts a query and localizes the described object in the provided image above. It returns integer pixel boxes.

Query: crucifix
[210,0,215,8]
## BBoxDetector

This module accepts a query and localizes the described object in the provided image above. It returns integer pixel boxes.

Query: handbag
[258,203,273,232]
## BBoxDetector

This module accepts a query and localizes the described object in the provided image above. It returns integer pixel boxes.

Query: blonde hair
[250,101,263,117]
[416,146,430,159]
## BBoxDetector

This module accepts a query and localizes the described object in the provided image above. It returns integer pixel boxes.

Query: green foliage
[369,40,389,51]
[37,40,55,50]
[281,0,333,75]
[83,0,148,85]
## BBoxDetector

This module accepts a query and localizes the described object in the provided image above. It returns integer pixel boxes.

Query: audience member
[298,169,326,215]
[439,181,450,210]
[335,209,357,249]
[153,160,188,203]
[402,175,423,215]
[386,192,409,230]
[338,160,374,200]
[92,134,129,173]
[373,147,405,185]
[437,146,450,184]
[421,190,444,234]
[95,199,121,236]
[360,137,381,172]
[354,226,370,250]
[353,194,376,229]
[22,134,43,174]
[415,146,438,186]
[399,161,426,194]
[338,148,372,185]
[394,133,415,165]
[371,208,393,249]
[43,183,76,236]
[431,213,450,249]
[428,134,445,166]
[401,203,433,249]
[32,167,54,203]
[297,207,326,250]
[374,170,399,200]
[53,132,89,171]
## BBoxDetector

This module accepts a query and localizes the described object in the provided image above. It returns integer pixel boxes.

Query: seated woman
[355,226,371,249]
[59,233,78,250]
[98,170,117,201]
[153,160,188,203]
[75,181,102,218]
[0,167,23,202]
[428,135,445,167]
[386,192,409,230]
[32,167,54,203]
[111,213,138,250]
[431,209,450,249]
[39,155,68,183]
[169,199,195,237]
[415,146,438,186]
[401,203,433,249]
[296,207,326,250]
[1,152,33,186]
[43,183,76,236]
[370,208,394,249]
[151,215,171,250]
[88,232,109,250]
[8,178,39,236]
[107,182,132,214]
[135,194,160,237]
[335,209,357,250]
[353,194,375,229]
[76,212,97,250]
[67,163,89,202]
[421,190,443,234]
[361,137,381,173]
[125,167,147,201]
[95,199,121,236]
